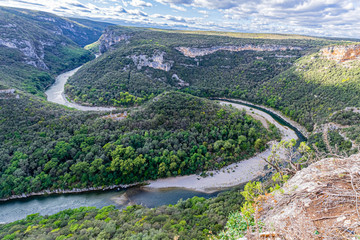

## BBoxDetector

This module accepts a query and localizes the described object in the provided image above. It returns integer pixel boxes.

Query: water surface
[45,66,115,111]
[0,187,220,224]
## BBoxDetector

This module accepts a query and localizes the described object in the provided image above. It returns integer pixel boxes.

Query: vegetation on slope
[1,7,111,47]
[258,51,360,130]
[0,188,244,240]
[67,25,331,107]
[219,144,360,239]
[67,26,360,134]
[0,6,110,96]
[0,91,279,199]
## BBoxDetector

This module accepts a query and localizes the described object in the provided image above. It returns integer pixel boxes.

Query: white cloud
[126,0,152,8]
[1,0,360,38]
[169,3,186,11]
[152,13,192,23]
[127,8,148,16]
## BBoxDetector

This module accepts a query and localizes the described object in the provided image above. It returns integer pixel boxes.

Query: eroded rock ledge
[176,45,303,58]
[99,29,131,53]
[321,44,360,63]
[0,38,49,70]
[260,154,360,239]
[131,51,173,71]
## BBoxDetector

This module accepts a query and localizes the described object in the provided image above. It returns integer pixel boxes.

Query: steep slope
[1,7,111,47]
[218,153,360,239]
[66,26,330,107]
[259,154,360,239]
[259,44,360,131]
[0,7,109,96]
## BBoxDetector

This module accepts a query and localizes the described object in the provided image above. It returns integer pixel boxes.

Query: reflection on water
[0,187,221,224]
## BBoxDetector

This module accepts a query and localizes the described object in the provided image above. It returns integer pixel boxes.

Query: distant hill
[0,6,111,96]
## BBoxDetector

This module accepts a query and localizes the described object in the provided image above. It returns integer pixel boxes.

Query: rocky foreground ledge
[258,153,360,239]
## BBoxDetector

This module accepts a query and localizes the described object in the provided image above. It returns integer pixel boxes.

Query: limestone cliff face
[176,45,303,58]
[321,44,360,63]
[259,154,360,239]
[131,51,173,71]
[99,29,131,53]
[0,8,105,70]
[0,36,50,70]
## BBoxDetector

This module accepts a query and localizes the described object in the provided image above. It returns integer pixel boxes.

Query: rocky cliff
[130,51,173,71]
[176,45,303,58]
[99,29,131,53]
[321,44,360,63]
[0,36,51,70]
[259,154,360,239]
[0,7,108,70]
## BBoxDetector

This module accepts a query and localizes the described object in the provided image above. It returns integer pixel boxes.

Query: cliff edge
[260,153,360,239]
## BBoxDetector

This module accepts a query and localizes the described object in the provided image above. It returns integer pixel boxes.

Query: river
[0,188,221,224]
[0,64,306,224]
[45,66,115,111]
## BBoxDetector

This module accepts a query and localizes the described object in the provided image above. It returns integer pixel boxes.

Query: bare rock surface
[321,44,360,63]
[99,29,131,53]
[131,51,173,71]
[260,154,360,239]
[176,45,303,58]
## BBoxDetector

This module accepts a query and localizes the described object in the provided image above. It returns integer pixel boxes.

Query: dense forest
[0,91,279,199]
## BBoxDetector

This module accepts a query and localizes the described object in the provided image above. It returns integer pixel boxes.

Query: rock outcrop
[176,45,303,58]
[259,154,360,239]
[172,74,189,87]
[321,44,360,63]
[99,29,131,53]
[0,37,49,70]
[0,7,107,70]
[0,89,19,99]
[131,51,173,71]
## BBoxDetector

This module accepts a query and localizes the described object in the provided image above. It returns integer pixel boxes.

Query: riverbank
[145,101,298,193]
[0,98,301,201]
[40,63,305,200]
[45,66,116,111]
[0,183,140,202]
[214,97,309,138]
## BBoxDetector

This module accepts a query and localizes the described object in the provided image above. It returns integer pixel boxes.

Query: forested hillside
[0,91,279,199]
[3,6,360,239]
[67,26,360,132]
[0,7,110,96]
[0,187,246,240]
[258,45,360,130]
[66,26,327,107]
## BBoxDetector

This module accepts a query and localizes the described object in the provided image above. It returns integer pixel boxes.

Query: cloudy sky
[1,0,359,38]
